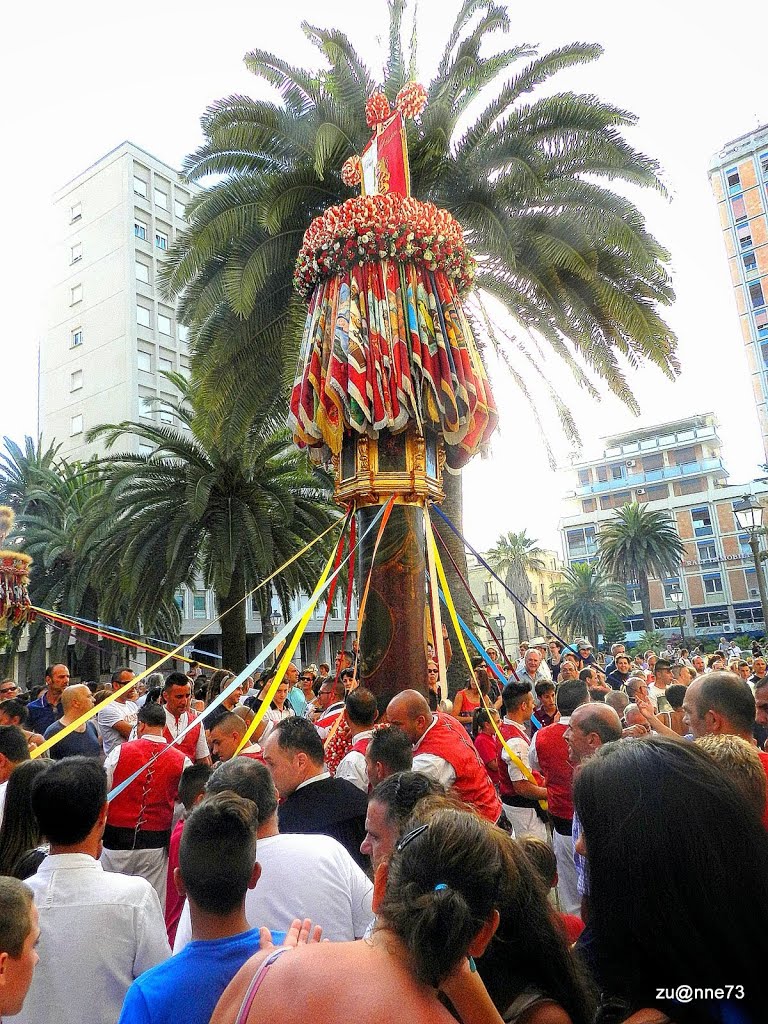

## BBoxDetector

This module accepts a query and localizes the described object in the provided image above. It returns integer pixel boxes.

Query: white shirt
[173,831,373,951]
[412,716,457,789]
[16,853,170,1024]
[0,780,7,829]
[259,705,295,745]
[164,708,210,761]
[335,730,375,791]
[500,718,534,786]
[104,733,192,790]
[528,716,570,774]
[516,659,552,681]
[294,770,331,793]
[97,700,138,756]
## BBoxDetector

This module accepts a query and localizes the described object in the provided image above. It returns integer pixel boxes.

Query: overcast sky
[3,0,767,554]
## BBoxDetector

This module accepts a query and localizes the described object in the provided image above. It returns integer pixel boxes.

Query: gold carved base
[332,425,445,508]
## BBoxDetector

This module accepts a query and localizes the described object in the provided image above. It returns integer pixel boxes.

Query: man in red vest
[336,688,378,792]
[162,673,211,765]
[209,712,264,764]
[103,702,191,907]
[529,678,590,915]
[385,690,501,823]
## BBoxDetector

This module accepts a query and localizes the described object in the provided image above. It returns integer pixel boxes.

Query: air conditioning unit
[626,460,637,467]
[636,488,646,495]
[750,589,759,598]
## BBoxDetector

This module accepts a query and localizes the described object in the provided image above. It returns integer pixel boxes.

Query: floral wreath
[294,193,476,300]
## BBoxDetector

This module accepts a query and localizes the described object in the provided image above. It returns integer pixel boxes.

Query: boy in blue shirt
[118,791,262,1024]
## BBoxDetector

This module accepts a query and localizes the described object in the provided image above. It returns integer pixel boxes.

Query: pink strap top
[234,946,291,1024]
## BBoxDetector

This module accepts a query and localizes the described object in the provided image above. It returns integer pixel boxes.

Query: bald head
[61,684,93,716]
[565,702,623,765]
[386,689,432,744]
[684,671,756,740]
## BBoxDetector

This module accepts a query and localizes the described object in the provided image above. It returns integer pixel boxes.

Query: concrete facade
[559,413,768,638]
[709,125,768,461]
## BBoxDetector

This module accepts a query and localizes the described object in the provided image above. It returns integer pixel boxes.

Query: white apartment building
[40,141,355,670]
[42,141,192,461]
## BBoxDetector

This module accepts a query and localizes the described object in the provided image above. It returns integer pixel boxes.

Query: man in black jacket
[605,653,632,691]
[263,717,368,870]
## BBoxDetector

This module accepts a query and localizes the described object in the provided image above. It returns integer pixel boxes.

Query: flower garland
[294,193,476,300]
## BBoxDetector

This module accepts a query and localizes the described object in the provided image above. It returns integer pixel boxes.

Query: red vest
[758,751,768,829]
[108,737,188,832]
[416,713,502,823]
[533,723,574,820]
[163,709,203,762]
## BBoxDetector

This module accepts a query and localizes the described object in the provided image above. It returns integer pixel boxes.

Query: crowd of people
[0,631,766,1024]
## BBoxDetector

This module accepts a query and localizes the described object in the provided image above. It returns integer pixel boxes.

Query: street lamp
[669,587,685,650]
[733,495,768,632]
[270,608,283,632]
[493,613,507,656]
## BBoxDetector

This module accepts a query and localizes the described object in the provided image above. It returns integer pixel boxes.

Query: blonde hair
[695,734,767,818]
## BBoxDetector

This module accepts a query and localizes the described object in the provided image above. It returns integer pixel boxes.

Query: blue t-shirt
[43,720,101,760]
[117,928,262,1024]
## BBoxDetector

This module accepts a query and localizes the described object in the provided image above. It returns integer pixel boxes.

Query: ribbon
[426,517,547,811]
[234,502,391,755]
[431,504,607,680]
[31,518,343,758]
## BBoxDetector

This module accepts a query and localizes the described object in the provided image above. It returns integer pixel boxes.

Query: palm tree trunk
[77,586,101,683]
[639,571,653,632]
[217,563,246,672]
[510,570,531,645]
[439,470,476,697]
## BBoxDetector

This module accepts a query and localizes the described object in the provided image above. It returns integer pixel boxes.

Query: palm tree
[87,378,338,670]
[486,530,545,644]
[162,1,678,676]
[598,502,686,632]
[550,562,630,650]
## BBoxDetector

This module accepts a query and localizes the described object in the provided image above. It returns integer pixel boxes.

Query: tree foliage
[549,561,630,649]
[486,530,545,643]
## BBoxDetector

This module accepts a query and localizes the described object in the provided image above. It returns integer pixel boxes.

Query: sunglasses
[0,688,17,696]
[396,823,428,852]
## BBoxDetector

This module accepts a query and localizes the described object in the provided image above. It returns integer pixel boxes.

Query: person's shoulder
[99,867,160,903]
[329,775,369,805]
[43,721,63,738]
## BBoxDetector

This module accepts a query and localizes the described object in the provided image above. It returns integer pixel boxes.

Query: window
[192,593,207,619]
[70,284,82,304]
[737,223,753,249]
[177,323,189,344]
[174,197,187,219]
[70,414,83,435]
[726,168,740,194]
[644,484,669,501]
[749,281,765,310]
[691,506,713,537]
[174,589,185,613]
[157,313,172,335]
[159,356,173,372]
[139,396,154,418]
[70,328,83,348]
[743,250,757,273]
[663,577,681,600]
[566,526,597,560]
[160,408,174,424]
[136,305,151,329]
[135,260,150,284]
[139,443,153,457]
[70,369,82,391]
[577,468,591,486]
[582,498,596,513]
[673,445,697,466]
[610,464,625,480]
[154,187,168,209]
[155,230,168,251]
[738,533,752,558]
[697,540,717,563]
[761,152,768,179]
[731,196,747,223]
[134,221,147,241]
[70,201,82,223]
[626,583,640,602]
[703,572,724,595]
[70,242,82,264]
[483,581,499,606]
[596,465,608,483]
[138,350,152,372]
[133,175,148,198]
[756,308,768,339]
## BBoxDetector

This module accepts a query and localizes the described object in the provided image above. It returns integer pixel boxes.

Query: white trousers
[101,847,168,909]
[502,804,547,841]
[553,828,580,916]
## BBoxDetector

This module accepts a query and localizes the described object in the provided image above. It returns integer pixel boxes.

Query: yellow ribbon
[425,512,547,812]
[32,519,342,758]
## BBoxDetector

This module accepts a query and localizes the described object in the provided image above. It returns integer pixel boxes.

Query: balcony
[575,458,727,496]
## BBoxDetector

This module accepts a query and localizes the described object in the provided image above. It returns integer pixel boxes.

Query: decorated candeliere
[0,507,33,629]
[289,85,497,705]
